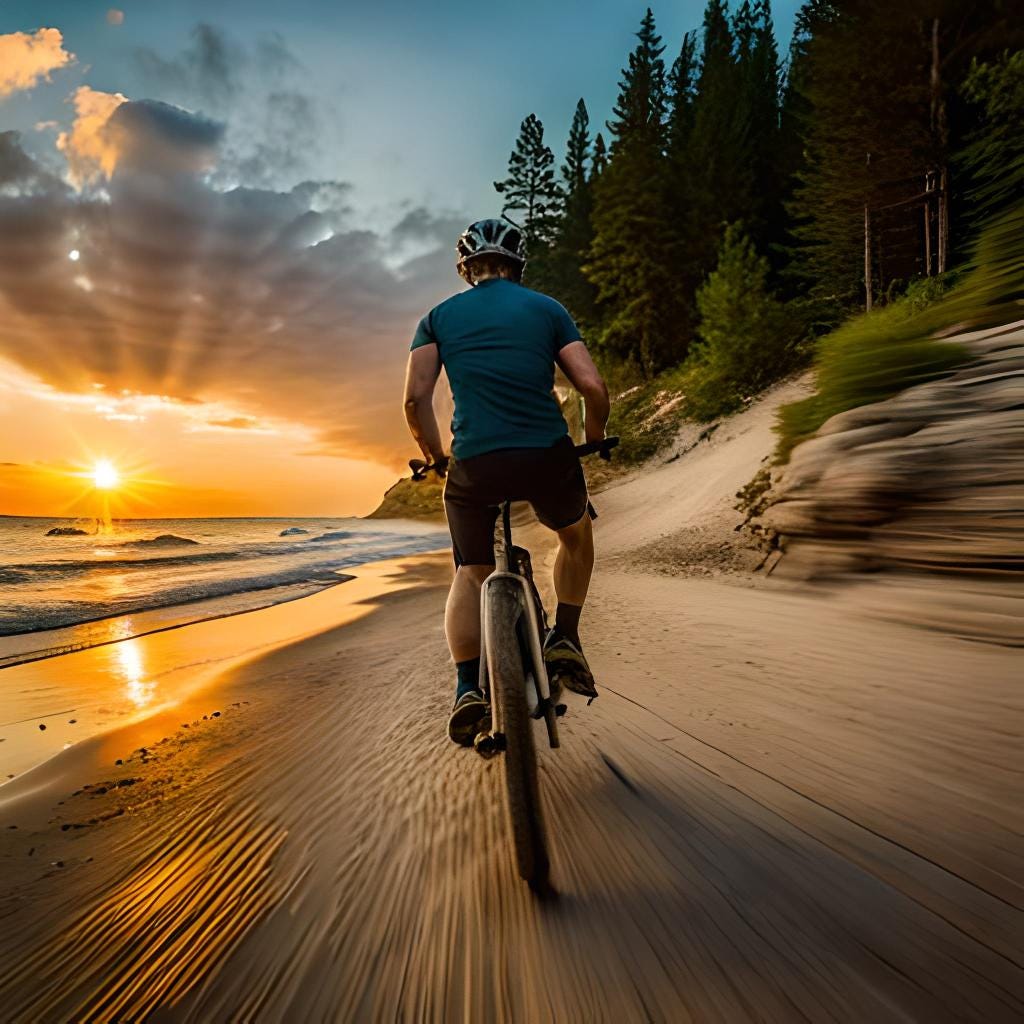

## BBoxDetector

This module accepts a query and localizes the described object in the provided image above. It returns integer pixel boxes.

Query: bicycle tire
[486,578,550,889]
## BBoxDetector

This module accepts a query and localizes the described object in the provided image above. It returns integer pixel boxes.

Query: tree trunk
[864,202,873,312]
[864,151,873,311]
[930,18,950,274]
[938,166,949,274]
[923,174,933,276]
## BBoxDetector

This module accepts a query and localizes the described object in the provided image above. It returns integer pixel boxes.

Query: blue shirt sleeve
[549,299,581,351]
[411,310,437,350]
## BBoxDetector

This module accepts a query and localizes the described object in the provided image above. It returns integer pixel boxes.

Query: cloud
[0,129,67,194]
[134,24,334,190]
[56,86,128,187]
[107,9,125,27]
[0,120,462,467]
[136,24,239,109]
[0,28,75,99]
[206,416,260,429]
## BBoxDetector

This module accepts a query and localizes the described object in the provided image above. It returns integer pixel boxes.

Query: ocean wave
[0,532,446,636]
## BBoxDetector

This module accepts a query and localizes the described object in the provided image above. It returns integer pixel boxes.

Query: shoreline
[0,574,355,670]
[0,553,450,807]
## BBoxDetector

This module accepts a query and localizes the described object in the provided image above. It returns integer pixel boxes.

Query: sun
[92,458,120,490]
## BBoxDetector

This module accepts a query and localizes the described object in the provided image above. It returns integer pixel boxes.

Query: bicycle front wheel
[486,578,550,890]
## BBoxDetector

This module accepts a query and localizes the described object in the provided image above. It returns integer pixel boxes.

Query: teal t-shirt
[411,278,580,460]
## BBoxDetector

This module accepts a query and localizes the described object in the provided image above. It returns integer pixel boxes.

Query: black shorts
[443,435,588,566]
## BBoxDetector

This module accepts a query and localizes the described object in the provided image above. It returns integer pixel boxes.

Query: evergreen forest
[492,1,1024,452]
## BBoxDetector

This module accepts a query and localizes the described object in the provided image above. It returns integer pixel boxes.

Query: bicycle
[411,436,619,891]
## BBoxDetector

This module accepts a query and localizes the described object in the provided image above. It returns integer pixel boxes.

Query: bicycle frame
[478,502,560,749]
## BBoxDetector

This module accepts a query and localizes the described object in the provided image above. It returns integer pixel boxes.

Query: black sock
[455,657,481,700]
[555,603,583,647]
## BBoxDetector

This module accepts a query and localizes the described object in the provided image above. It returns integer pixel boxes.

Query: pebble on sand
[38,723,46,731]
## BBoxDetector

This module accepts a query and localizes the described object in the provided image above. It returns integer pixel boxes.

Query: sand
[0,378,1021,1022]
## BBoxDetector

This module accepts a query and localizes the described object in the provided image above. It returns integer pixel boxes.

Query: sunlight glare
[116,640,157,708]
[93,459,120,490]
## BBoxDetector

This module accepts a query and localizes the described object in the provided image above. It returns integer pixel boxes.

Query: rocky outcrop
[755,320,1024,580]
[366,475,444,521]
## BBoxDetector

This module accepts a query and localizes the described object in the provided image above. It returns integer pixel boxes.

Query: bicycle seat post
[493,501,513,574]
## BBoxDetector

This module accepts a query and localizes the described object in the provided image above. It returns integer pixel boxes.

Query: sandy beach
[1,380,1021,1022]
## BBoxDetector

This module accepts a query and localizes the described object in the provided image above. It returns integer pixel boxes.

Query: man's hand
[403,344,445,463]
[556,340,610,443]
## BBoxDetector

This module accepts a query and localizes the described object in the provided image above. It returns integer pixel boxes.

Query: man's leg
[445,563,491,674]
[444,563,492,745]
[553,513,594,646]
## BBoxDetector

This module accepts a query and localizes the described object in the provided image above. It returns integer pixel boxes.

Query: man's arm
[557,340,610,444]
[403,343,446,463]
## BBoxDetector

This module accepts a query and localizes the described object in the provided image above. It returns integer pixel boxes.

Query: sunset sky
[0,1,798,517]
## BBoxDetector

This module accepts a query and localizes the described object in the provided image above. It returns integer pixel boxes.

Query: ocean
[0,515,448,666]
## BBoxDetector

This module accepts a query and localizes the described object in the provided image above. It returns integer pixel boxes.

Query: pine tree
[493,113,563,252]
[590,132,608,179]
[586,9,684,375]
[745,0,783,251]
[663,31,701,350]
[687,0,750,272]
[687,222,794,418]
[546,99,599,328]
[667,31,698,157]
[605,8,667,153]
[562,98,590,195]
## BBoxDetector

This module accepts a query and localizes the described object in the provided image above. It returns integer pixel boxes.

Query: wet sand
[0,380,1021,1022]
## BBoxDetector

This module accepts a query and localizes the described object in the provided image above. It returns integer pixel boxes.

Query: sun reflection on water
[116,639,157,707]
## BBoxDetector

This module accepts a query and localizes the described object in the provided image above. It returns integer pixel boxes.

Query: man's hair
[466,253,523,285]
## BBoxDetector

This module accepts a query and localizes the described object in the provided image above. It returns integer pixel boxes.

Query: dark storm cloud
[0,130,67,194]
[106,99,224,174]
[133,23,330,189]
[0,112,461,466]
[135,24,240,108]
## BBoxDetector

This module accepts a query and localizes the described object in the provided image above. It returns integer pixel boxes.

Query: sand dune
[0,380,1021,1022]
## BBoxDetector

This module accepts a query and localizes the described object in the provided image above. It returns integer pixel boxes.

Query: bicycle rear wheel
[486,578,550,890]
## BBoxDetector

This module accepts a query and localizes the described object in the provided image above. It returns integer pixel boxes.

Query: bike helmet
[456,218,526,284]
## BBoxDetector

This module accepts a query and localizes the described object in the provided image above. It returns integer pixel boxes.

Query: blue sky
[2,0,802,222]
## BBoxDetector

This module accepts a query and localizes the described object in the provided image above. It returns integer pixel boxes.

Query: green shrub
[685,223,802,421]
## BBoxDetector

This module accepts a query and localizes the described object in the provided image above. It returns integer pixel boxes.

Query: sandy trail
[0,381,1021,1022]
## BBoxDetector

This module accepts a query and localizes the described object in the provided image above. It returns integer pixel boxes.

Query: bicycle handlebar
[574,436,620,460]
[410,436,619,479]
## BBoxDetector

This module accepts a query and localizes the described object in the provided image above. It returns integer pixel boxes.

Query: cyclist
[403,218,611,745]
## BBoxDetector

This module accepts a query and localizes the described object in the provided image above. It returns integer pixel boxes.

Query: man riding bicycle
[403,218,610,745]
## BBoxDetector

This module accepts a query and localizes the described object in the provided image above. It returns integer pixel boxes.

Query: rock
[45,526,89,536]
[757,321,1024,613]
[38,723,46,731]
[134,534,199,547]
[279,527,310,536]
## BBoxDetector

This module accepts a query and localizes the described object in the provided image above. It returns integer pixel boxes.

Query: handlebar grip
[574,436,620,460]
